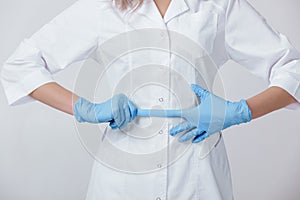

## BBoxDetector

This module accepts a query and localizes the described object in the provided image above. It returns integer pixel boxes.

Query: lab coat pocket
[197,131,222,160]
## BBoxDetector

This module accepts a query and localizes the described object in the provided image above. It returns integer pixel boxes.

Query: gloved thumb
[128,100,138,121]
[190,84,209,100]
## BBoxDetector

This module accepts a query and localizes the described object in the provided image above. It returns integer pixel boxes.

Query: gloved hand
[170,84,252,143]
[73,93,137,130]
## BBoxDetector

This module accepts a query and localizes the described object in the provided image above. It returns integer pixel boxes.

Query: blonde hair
[114,0,144,11]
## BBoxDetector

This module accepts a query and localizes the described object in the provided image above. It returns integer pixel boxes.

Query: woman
[1,0,300,199]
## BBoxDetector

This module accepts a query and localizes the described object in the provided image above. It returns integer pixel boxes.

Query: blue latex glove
[170,84,252,143]
[73,93,137,130]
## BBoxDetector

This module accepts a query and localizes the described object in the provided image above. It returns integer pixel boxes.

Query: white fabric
[2,0,300,199]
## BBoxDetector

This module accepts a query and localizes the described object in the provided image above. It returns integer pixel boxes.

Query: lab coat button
[157,164,162,168]
[159,97,164,102]
[156,198,162,200]
[159,130,163,134]
[160,31,165,38]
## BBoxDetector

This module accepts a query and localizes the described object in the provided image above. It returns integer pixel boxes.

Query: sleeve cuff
[3,68,56,106]
[268,72,300,111]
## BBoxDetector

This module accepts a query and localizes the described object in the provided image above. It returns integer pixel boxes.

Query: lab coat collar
[135,0,190,24]
[163,0,190,23]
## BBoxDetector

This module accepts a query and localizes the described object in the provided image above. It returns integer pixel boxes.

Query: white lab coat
[2,0,300,199]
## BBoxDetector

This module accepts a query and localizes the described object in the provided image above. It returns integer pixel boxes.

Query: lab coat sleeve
[1,0,99,105]
[224,0,300,110]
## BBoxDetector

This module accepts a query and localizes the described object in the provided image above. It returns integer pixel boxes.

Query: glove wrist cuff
[225,99,252,128]
[74,97,95,123]
[234,99,252,125]
[73,97,84,122]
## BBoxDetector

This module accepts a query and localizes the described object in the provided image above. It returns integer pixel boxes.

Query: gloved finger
[178,128,199,143]
[170,121,194,136]
[109,121,118,129]
[190,84,209,100]
[116,98,132,129]
[113,103,125,129]
[192,131,208,143]
[119,105,131,130]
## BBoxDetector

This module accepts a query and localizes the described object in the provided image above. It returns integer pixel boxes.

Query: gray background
[0,0,300,199]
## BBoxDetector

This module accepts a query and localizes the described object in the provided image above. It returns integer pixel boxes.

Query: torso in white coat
[2,0,300,199]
